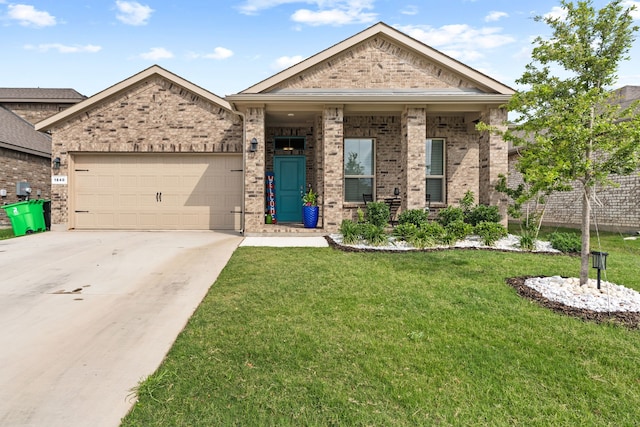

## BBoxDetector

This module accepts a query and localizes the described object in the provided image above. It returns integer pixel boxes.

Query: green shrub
[397,209,430,227]
[339,219,361,245]
[419,221,446,242]
[465,205,501,226]
[460,190,475,213]
[437,206,464,227]
[393,223,418,241]
[518,231,536,251]
[475,221,508,246]
[549,232,582,253]
[444,219,473,242]
[366,202,390,228]
[408,227,437,249]
[361,223,389,246]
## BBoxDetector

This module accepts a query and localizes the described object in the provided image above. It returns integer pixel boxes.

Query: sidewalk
[240,236,328,247]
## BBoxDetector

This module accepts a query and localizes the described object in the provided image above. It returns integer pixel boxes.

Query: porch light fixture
[52,157,61,171]
[394,187,400,198]
[250,138,258,152]
[591,251,608,290]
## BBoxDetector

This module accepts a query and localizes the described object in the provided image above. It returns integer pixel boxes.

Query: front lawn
[122,232,640,426]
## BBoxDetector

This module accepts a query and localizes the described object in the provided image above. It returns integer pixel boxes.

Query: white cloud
[485,11,508,22]
[272,55,304,70]
[544,6,567,21]
[115,0,153,26]
[396,24,515,60]
[622,1,640,20]
[237,0,301,15]
[400,5,419,16]
[238,0,377,26]
[291,7,376,26]
[190,47,234,60]
[24,43,102,53]
[140,47,174,60]
[8,4,56,27]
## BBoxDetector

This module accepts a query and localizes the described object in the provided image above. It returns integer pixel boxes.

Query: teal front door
[274,156,306,223]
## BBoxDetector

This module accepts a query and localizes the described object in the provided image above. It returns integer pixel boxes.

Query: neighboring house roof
[0,105,51,157]
[0,88,86,103]
[613,85,640,111]
[35,65,231,132]
[235,22,515,97]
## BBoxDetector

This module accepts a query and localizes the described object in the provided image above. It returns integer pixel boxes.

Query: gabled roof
[238,22,514,96]
[36,65,232,132]
[0,88,86,103]
[0,106,51,157]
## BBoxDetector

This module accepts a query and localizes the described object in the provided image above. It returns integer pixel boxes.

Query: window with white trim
[344,138,374,203]
[426,138,445,204]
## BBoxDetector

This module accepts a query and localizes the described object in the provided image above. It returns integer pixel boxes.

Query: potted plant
[302,187,319,228]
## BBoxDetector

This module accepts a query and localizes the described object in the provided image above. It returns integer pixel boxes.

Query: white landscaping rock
[524,276,640,312]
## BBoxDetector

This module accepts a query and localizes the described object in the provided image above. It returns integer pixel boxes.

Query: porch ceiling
[264,101,495,127]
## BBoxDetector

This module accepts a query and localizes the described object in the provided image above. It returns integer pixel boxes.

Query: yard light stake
[590,251,608,290]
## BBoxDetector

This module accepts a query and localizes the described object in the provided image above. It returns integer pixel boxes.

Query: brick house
[0,88,86,226]
[507,85,640,233]
[36,22,513,234]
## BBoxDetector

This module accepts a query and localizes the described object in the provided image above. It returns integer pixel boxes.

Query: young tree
[497,0,640,284]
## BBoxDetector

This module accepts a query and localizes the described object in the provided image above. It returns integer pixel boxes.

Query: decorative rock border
[507,276,640,329]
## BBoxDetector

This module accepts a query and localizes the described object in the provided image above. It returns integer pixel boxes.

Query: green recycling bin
[1,200,46,236]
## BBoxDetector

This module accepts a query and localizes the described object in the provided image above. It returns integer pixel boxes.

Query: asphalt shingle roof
[0,88,86,103]
[0,106,51,157]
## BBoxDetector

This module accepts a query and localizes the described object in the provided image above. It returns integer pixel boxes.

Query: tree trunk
[580,185,591,285]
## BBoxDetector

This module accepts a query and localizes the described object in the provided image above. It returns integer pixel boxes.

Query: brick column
[479,107,508,225]
[401,107,426,210]
[322,105,344,233]
[243,106,265,233]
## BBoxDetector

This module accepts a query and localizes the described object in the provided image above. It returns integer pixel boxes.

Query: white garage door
[72,154,243,230]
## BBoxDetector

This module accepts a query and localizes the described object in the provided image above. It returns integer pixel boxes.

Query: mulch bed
[506,276,640,329]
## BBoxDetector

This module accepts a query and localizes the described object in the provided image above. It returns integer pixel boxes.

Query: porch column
[401,107,427,210]
[322,105,344,233]
[243,106,266,233]
[478,107,508,226]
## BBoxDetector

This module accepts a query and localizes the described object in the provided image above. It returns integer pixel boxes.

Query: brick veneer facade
[46,76,242,226]
[0,148,52,226]
[4,103,71,125]
[508,152,640,232]
[39,25,511,234]
[238,33,509,233]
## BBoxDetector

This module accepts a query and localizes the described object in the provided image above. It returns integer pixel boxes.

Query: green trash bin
[1,200,46,236]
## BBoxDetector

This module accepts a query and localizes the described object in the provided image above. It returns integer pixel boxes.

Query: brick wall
[48,76,243,226]
[0,147,51,226]
[508,152,640,232]
[273,35,477,91]
[4,103,71,125]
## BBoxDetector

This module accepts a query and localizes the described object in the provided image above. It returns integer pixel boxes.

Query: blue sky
[1,0,640,97]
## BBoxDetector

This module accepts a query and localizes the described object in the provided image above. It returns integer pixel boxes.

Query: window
[344,138,374,203]
[274,136,305,153]
[426,138,445,203]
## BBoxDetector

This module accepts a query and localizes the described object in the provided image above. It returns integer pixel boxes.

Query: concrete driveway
[0,230,242,427]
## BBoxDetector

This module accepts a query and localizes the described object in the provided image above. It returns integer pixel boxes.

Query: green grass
[0,228,15,240]
[122,232,640,426]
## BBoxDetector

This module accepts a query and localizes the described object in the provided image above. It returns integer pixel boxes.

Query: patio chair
[362,193,373,205]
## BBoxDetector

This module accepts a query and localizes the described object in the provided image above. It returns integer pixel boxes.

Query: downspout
[232,104,247,235]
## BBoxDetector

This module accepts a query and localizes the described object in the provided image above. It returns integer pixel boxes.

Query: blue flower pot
[302,206,319,228]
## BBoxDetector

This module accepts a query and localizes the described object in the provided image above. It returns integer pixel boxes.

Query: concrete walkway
[0,230,242,427]
[240,235,329,247]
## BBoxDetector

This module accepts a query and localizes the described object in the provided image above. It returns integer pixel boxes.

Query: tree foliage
[490,0,640,284]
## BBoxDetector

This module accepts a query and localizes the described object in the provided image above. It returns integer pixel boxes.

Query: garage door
[72,154,243,230]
